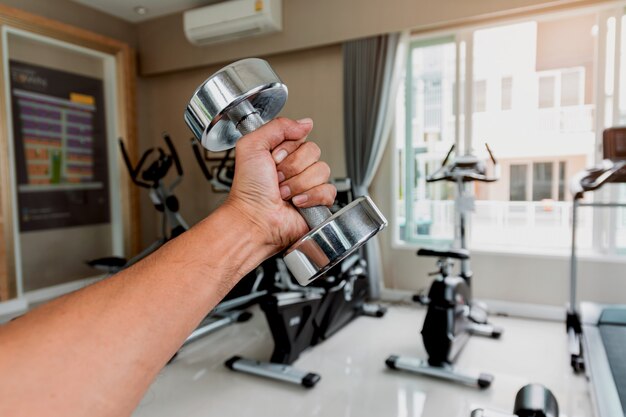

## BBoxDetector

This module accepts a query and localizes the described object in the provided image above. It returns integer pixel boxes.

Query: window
[508,162,566,202]
[397,8,626,254]
[501,76,513,110]
[532,162,553,201]
[400,38,457,245]
[561,70,582,106]
[510,164,527,201]
[558,161,566,201]
[423,77,442,131]
[538,75,556,108]
[474,80,487,112]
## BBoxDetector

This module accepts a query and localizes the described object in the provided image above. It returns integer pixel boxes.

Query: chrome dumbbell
[471,384,559,417]
[184,58,387,285]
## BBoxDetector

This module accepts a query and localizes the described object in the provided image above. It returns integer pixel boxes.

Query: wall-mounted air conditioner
[183,0,282,46]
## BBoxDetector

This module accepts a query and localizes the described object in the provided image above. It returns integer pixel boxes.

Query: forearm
[0,205,270,417]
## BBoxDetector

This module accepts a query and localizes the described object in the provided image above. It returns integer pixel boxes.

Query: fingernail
[280,185,291,199]
[292,194,308,205]
[277,171,285,182]
[297,117,313,125]
[274,149,288,163]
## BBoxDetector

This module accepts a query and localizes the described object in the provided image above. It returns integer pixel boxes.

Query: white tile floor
[133,303,592,417]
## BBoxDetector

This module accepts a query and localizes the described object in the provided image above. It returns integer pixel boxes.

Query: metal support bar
[468,322,502,339]
[225,356,320,388]
[578,202,626,208]
[211,290,267,314]
[181,310,250,348]
[386,355,493,389]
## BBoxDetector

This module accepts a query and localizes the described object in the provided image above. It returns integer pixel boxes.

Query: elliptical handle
[162,132,183,177]
[191,138,214,181]
[118,138,152,188]
[481,142,500,182]
[579,160,626,195]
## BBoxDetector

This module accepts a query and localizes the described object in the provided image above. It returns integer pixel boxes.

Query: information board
[9,60,110,231]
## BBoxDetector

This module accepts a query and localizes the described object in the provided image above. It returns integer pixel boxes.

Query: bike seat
[417,248,470,260]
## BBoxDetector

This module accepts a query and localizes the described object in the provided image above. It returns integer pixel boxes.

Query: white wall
[136,45,344,247]
[136,0,601,75]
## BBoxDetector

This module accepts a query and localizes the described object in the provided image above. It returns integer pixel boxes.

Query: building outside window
[509,164,528,201]
[397,7,626,255]
[501,76,513,111]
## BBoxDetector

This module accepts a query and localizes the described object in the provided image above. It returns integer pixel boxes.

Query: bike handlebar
[191,139,213,181]
[118,134,184,190]
[571,160,626,199]
[119,138,153,188]
[191,138,235,189]
[163,133,183,177]
[426,143,499,183]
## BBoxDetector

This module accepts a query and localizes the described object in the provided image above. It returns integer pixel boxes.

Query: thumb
[238,117,313,152]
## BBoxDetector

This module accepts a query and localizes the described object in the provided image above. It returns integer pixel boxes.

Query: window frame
[395,2,626,257]
[402,35,458,247]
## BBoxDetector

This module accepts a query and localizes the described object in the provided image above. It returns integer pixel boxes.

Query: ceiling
[71,0,226,23]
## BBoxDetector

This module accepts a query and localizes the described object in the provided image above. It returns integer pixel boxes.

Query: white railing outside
[535,105,594,133]
[401,199,595,251]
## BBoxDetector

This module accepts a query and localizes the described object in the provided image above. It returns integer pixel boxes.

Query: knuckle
[329,184,337,199]
[318,161,331,178]
[267,117,288,135]
[306,142,321,159]
[276,117,294,131]
[321,185,336,205]
[273,116,287,125]
[282,156,298,175]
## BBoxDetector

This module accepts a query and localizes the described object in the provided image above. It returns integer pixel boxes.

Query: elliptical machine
[386,144,501,389]
[191,138,236,190]
[88,134,188,273]
[223,179,387,388]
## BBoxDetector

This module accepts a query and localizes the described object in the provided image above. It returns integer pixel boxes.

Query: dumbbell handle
[233,108,332,230]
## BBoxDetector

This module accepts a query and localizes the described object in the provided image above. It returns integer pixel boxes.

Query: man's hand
[225,117,336,253]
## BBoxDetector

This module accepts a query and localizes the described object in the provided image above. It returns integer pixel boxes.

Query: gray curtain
[343,33,401,299]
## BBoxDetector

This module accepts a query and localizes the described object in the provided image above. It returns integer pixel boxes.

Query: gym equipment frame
[567,126,626,417]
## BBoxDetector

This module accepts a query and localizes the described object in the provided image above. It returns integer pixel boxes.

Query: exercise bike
[386,144,501,389]
[472,384,560,417]
[414,143,501,330]
[223,179,387,388]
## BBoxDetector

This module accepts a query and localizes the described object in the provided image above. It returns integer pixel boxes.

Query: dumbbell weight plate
[184,58,288,152]
[284,195,387,285]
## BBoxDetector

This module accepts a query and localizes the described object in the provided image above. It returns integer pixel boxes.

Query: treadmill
[567,126,626,417]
